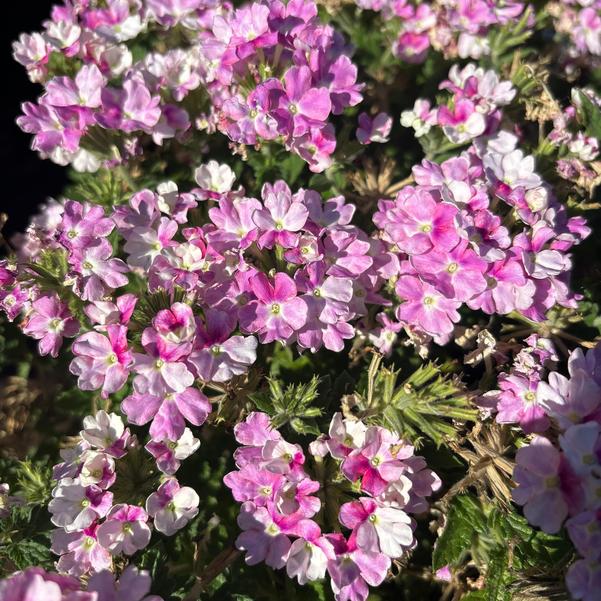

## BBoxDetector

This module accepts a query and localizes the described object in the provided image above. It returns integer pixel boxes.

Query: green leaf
[484,547,512,601]
[576,89,601,139]
[432,494,487,570]
[249,376,322,436]
[3,539,52,570]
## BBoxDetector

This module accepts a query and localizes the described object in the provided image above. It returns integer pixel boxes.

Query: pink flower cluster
[224,412,440,601]
[550,1,601,65]
[196,0,363,171]
[401,63,516,144]
[512,342,601,601]
[0,566,162,601]
[480,334,558,434]
[549,88,601,191]
[355,0,527,62]
[372,130,589,344]
[12,0,228,170]
[0,167,387,475]
[49,410,199,576]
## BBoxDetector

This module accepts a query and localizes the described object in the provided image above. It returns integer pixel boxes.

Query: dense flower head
[511,342,601,600]
[195,0,363,171]
[13,0,361,172]
[373,129,588,345]
[0,566,163,601]
[224,412,439,600]
[354,0,529,63]
[47,410,200,577]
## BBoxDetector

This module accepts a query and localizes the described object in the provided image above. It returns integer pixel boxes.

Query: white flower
[81,411,125,450]
[327,412,367,458]
[79,451,115,486]
[146,479,199,536]
[286,537,333,584]
[569,133,599,161]
[194,160,236,193]
[172,428,201,461]
[357,504,414,558]
[48,478,111,532]
[483,149,542,189]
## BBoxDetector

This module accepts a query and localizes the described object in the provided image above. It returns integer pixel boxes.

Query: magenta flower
[286,534,334,585]
[97,504,151,555]
[146,478,199,536]
[235,501,294,569]
[467,255,535,315]
[52,523,112,577]
[99,75,161,133]
[253,181,309,249]
[122,386,210,441]
[70,239,129,301]
[566,559,601,601]
[189,309,257,383]
[381,188,459,255]
[356,112,392,144]
[395,275,461,339]
[338,497,414,558]
[49,479,113,532]
[145,428,200,475]
[45,64,104,109]
[495,373,549,434]
[59,201,114,250]
[512,437,577,534]
[224,464,285,506]
[277,66,332,136]
[130,347,194,397]
[70,325,132,398]
[22,294,79,357]
[239,272,308,343]
[341,427,408,496]
[88,566,164,601]
[410,239,487,301]
[326,533,390,601]
[0,568,80,601]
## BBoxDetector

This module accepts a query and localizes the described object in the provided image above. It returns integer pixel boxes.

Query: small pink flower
[22,294,79,357]
[122,386,210,441]
[70,325,132,398]
[395,275,461,339]
[239,272,308,343]
[97,504,152,555]
[146,477,199,536]
[339,497,414,558]
[253,181,309,249]
[356,112,392,145]
[341,427,408,496]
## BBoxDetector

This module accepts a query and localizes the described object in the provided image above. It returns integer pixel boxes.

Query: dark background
[1,1,67,237]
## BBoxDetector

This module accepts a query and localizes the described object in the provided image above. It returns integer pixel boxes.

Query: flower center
[107,353,118,365]
[420,223,432,233]
[423,296,435,306]
[271,303,281,315]
[447,262,458,274]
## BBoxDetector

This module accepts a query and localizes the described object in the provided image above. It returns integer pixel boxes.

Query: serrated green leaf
[432,494,487,570]
[577,89,601,139]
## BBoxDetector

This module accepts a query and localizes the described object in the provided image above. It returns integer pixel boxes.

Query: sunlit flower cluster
[49,410,199,576]
[512,342,601,601]
[355,0,528,62]
[224,412,440,601]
